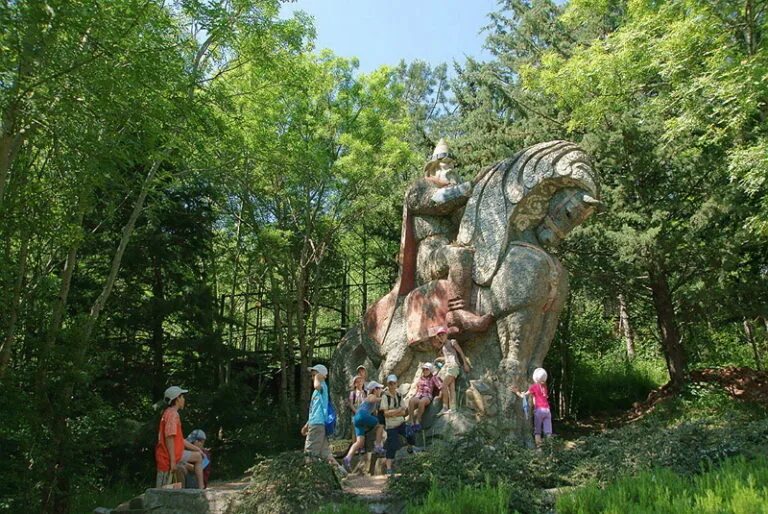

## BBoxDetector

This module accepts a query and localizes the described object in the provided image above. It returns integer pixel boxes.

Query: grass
[557,455,768,514]
[408,480,513,514]
[70,482,145,514]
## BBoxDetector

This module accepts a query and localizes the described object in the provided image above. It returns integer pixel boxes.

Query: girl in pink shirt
[512,368,552,447]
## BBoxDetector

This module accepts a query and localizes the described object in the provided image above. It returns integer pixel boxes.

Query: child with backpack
[380,374,416,474]
[302,364,346,474]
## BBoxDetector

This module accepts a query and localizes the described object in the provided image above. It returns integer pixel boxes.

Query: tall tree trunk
[81,160,160,345]
[648,262,686,389]
[0,234,29,377]
[151,254,166,399]
[270,272,290,421]
[618,293,635,360]
[296,263,311,412]
[743,318,761,371]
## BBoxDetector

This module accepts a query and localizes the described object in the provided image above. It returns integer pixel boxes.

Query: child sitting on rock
[511,367,552,447]
[408,363,442,432]
[343,381,384,471]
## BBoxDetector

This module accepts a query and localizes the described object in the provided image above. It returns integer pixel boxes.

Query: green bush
[387,427,552,514]
[231,452,344,514]
[557,456,768,513]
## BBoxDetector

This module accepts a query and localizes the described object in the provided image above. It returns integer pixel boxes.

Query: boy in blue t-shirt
[301,364,346,474]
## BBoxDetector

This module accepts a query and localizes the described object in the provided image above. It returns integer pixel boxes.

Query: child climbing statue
[511,368,552,447]
[431,326,470,415]
[343,381,384,471]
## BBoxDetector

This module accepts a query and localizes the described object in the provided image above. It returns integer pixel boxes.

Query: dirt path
[343,474,388,499]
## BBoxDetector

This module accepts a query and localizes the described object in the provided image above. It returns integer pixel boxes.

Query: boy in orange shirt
[154,386,206,488]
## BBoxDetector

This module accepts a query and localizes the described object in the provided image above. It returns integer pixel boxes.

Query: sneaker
[443,409,453,414]
[386,468,395,476]
[413,423,422,432]
[342,456,352,471]
[374,444,385,456]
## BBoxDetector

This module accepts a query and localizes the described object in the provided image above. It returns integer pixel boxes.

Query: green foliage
[557,455,768,514]
[550,383,768,486]
[388,429,549,514]
[231,452,344,514]
[408,479,513,514]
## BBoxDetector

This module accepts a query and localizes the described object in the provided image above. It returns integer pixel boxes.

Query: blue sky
[280,0,500,73]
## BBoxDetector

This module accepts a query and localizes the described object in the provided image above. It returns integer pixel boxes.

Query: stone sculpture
[331,140,600,443]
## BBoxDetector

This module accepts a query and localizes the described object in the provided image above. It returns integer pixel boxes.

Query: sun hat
[386,374,398,384]
[356,364,366,371]
[186,429,206,443]
[164,386,188,404]
[420,362,434,372]
[532,368,548,384]
[366,381,384,392]
[308,364,328,377]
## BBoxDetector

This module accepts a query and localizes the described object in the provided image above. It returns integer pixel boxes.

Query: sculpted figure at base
[331,140,600,444]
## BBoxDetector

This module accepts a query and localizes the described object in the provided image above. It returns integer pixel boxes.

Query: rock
[143,483,247,514]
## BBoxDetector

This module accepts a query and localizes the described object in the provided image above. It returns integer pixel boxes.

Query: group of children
[154,326,554,488]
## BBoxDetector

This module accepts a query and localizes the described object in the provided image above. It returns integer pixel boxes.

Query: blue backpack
[324,398,337,436]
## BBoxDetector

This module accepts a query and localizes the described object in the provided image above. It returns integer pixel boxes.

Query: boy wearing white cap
[381,374,416,474]
[155,386,206,489]
[301,364,341,471]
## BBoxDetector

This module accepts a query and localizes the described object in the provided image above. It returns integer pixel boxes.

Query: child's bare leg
[442,375,455,410]
[375,425,384,446]
[535,434,542,447]
[417,398,430,423]
[345,436,365,459]
[408,397,418,422]
[185,452,205,489]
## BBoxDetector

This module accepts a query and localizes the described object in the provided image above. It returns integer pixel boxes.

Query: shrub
[557,456,768,513]
[231,452,344,514]
[387,427,552,514]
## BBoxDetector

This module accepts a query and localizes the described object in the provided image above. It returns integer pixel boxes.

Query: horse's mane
[457,141,599,286]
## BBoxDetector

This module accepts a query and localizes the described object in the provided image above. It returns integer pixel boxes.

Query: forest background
[0,1,766,513]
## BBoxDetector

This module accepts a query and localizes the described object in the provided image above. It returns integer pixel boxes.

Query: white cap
[532,368,548,384]
[308,364,328,377]
[366,381,384,392]
[420,362,434,372]
[386,374,398,383]
[164,386,188,404]
[356,364,366,371]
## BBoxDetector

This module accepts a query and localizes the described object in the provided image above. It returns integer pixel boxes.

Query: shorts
[304,424,332,459]
[155,470,177,488]
[415,394,433,402]
[377,411,386,425]
[443,365,460,378]
[534,408,552,436]
[353,411,378,437]
[384,424,416,459]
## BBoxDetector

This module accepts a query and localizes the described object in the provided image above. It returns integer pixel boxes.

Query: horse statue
[331,140,600,442]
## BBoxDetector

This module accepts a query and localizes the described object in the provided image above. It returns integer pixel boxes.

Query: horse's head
[457,141,600,285]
